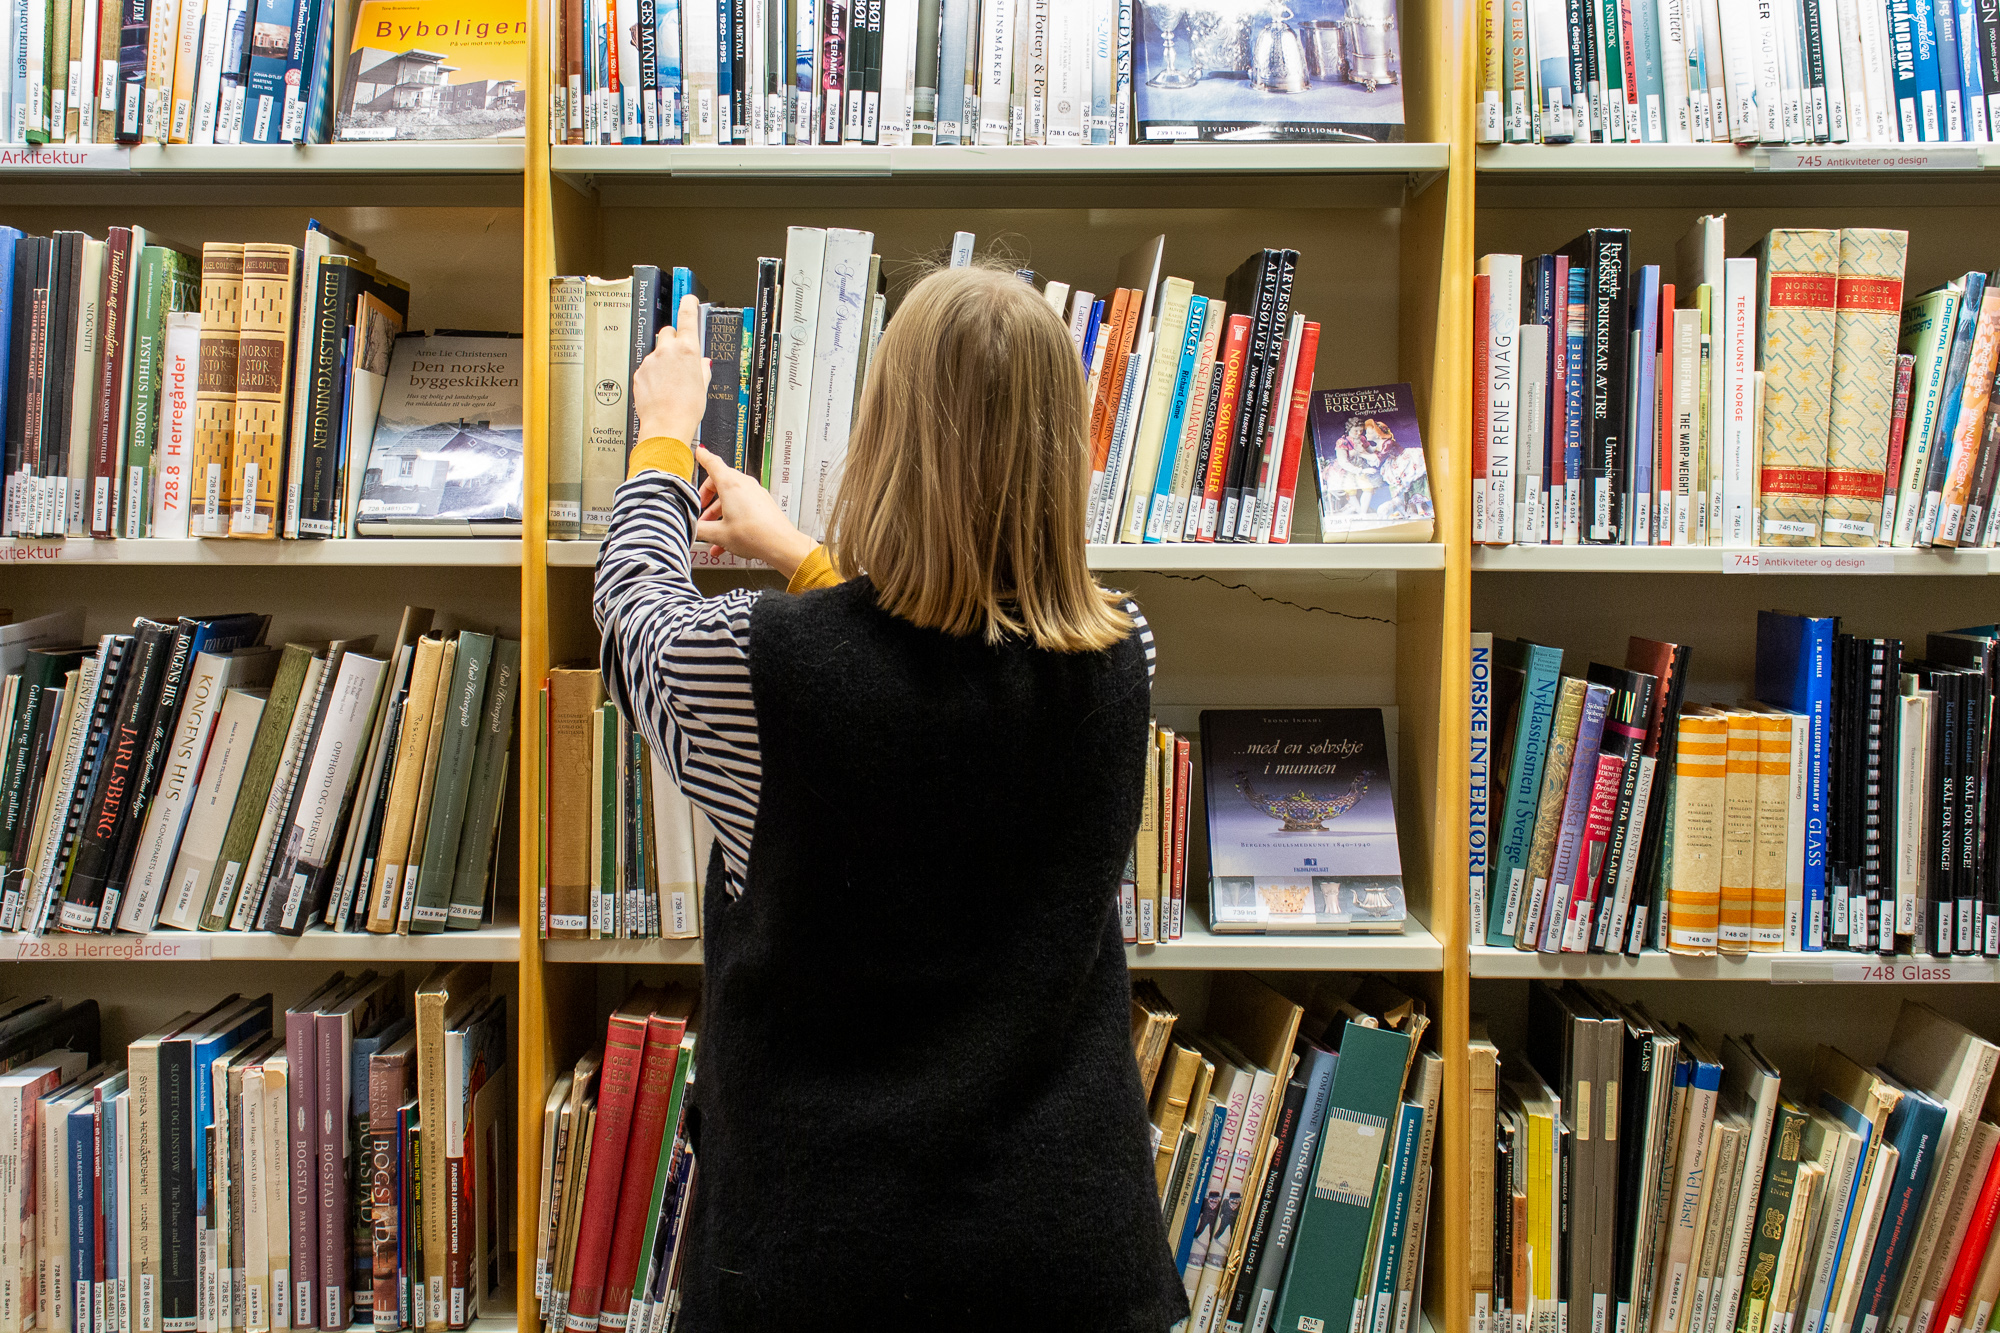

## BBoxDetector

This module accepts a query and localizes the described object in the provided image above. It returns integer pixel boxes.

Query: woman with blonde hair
[595,264,1188,1332]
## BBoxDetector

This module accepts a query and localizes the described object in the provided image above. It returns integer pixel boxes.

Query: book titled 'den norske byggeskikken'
[1200,708,1404,933]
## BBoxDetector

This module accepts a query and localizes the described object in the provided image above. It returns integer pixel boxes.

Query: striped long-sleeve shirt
[593,460,1155,898]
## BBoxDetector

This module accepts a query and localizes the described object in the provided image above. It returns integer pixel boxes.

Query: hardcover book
[1309,381,1433,543]
[332,0,528,140]
[1198,708,1404,934]
[355,334,523,536]
[1131,0,1405,142]
[1754,228,1841,546]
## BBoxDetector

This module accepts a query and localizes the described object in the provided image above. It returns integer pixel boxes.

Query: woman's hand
[632,293,711,448]
[693,446,819,579]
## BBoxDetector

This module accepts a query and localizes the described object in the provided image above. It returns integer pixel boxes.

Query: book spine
[563,1015,646,1331]
[1824,230,1911,546]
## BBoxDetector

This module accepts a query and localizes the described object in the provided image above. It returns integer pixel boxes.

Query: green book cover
[408,632,494,933]
[124,244,198,537]
[629,1038,694,1307]
[1273,1021,1414,1333]
[446,638,519,931]
[0,647,90,875]
[1488,638,1565,946]
[1735,1100,1811,1333]
[198,642,319,930]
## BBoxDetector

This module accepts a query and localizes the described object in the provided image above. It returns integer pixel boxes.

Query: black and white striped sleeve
[593,469,762,896]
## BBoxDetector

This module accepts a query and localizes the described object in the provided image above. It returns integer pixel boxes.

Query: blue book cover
[1246,1044,1340,1329]
[657,0,684,141]
[1368,1100,1427,1321]
[669,268,708,319]
[0,227,19,458]
[1081,299,1106,367]
[1910,0,1947,138]
[1856,1086,1948,1329]
[934,0,968,142]
[1488,639,1565,946]
[1631,0,1665,140]
[1632,265,1660,542]
[100,1094,118,1320]
[1812,1088,1879,1332]
[1756,611,1835,950]
[69,1100,95,1333]
[1540,680,1611,952]
[1929,272,1987,479]
[243,0,302,142]
[1889,0,1927,138]
[1175,1101,1230,1272]
[1199,708,1404,933]
[1564,266,1586,531]
[1934,0,1964,136]
[1146,295,1208,541]
[1956,0,1985,135]
[189,1002,273,1254]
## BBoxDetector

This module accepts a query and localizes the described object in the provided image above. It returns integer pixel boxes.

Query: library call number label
[0,937,210,961]
[1769,958,1992,983]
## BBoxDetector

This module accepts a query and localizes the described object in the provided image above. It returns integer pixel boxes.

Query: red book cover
[1197,315,1253,542]
[562,997,654,1331]
[1269,321,1321,543]
[1937,1137,2000,1333]
[1882,354,1916,519]
[1472,272,1491,542]
[1170,736,1191,940]
[1566,754,1627,948]
[89,228,131,538]
[597,1010,690,1328]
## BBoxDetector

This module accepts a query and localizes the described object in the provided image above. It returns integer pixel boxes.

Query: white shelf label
[0,935,211,961]
[1723,549,1896,574]
[1769,957,1995,983]
[0,145,132,170]
[1760,146,1981,172]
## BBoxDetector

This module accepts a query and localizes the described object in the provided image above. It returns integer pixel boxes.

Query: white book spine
[1046,0,1083,143]
[1820,0,1849,138]
[1896,693,1927,934]
[1661,0,1693,139]
[1483,255,1521,545]
[228,659,329,932]
[745,0,765,142]
[1671,308,1699,543]
[978,0,1014,143]
[1871,0,1900,141]
[1774,0,1804,141]
[1833,0,1869,138]
[1516,324,1548,543]
[1752,0,1785,139]
[75,0,97,141]
[189,0,230,144]
[769,228,826,525]
[1090,0,1114,142]
[119,654,236,934]
[799,228,874,541]
[1718,0,1759,139]
[279,656,386,930]
[1722,256,1758,546]
[880,0,917,142]
[684,0,718,142]
[1528,0,1573,140]
[158,689,264,932]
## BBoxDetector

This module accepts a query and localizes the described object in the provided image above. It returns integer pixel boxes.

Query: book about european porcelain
[333,0,529,141]
[357,333,524,535]
[1310,381,1433,542]
[1199,709,1405,934]
[1133,0,1405,142]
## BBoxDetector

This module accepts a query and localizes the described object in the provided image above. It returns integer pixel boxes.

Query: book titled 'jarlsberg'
[1133,0,1405,142]
[1200,708,1405,933]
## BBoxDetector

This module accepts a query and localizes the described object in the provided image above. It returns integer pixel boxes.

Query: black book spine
[299,263,363,537]
[1224,1064,1308,1328]
[1625,646,1689,955]
[1958,668,1982,952]
[0,653,74,865]
[101,621,202,902]
[1567,229,1629,544]
[0,706,63,925]
[699,309,746,467]
[1219,250,1278,543]
[47,235,80,528]
[116,0,148,141]
[23,241,53,528]
[44,639,130,928]
[732,0,750,140]
[1982,0,2000,122]
[746,257,780,479]
[1612,1029,1652,1304]
[1587,670,1657,950]
[4,240,34,529]
[62,621,176,931]
[1234,249,1298,541]
[161,1036,196,1329]
[1494,1129,1513,1320]
[627,265,666,456]
[1871,641,1903,948]
[1933,672,1958,955]
[1829,637,1856,948]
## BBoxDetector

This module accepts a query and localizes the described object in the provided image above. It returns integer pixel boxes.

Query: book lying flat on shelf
[1199,707,1405,934]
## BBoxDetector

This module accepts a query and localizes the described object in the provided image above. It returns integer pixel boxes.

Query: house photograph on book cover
[358,334,524,529]
[334,0,529,140]
[1133,0,1405,142]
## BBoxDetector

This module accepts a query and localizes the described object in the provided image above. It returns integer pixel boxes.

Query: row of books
[1475,216,2000,551]
[1,0,530,148]
[1133,974,1441,1333]
[0,222,527,543]
[552,227,1431,551]
[1476,0,2000,146]
[534,984,697,1333]
[1122,718,1193,944]
[540,668,708,942]
[0,603,520,939]
[1472,994,2000,1333]
[1471,612,2000,960]
[552,0,1407,147]
[1,968,507,1333]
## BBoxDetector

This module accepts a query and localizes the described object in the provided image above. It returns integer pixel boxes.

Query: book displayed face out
[1199,707,1404,933]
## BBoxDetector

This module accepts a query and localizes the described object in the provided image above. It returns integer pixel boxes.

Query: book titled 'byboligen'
[1199,708,1404,933]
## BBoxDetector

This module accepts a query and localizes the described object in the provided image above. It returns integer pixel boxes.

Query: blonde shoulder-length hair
[824,263,1135,654]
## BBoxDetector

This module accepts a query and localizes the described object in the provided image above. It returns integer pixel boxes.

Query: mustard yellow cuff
[786,545,840,593]
[629,437,695,481]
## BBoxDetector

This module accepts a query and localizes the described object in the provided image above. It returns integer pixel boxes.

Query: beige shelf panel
[1470,545,2000,573]
[2,538,524,566]
[0,923,522,961]
[549,538,1444,571]
[1471,943,2000,982]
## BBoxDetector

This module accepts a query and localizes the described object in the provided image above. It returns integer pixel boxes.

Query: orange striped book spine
[1667,710,1728,955]
[1718,710,1760,954]
[1749,711,1792,952]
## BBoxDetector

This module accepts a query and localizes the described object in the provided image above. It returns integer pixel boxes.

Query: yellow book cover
[1666,708,1727,956]
[366,635,446,934]
[1518,677,1586,952]
[1718,709,1759,954]
[228,243,300,539]
[141,0,180,140]
[333,0,528,141]
[1754,229,1841,547]
[1747,710,1792,952]
[191,242,242,537]
[1822,228,1909,547]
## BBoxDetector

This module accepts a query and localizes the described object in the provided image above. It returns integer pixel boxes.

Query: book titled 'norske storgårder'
[1200,708,1404,933]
